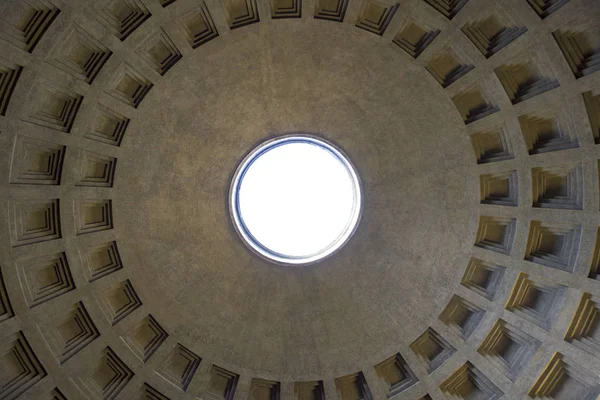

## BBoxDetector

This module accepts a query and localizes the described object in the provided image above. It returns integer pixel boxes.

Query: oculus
[230,135,362,266]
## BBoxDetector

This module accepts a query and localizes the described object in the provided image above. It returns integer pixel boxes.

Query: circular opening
[230,135,362,266]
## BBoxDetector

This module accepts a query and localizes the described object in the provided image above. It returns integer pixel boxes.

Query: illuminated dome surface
[0,0,599,399]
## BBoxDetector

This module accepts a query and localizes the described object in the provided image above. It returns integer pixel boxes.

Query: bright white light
[230,136,361,265]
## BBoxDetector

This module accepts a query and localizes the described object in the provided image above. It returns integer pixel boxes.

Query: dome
[0,0,599,399]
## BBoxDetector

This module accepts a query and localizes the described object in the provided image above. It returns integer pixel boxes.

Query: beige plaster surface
[0,0,599,399]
